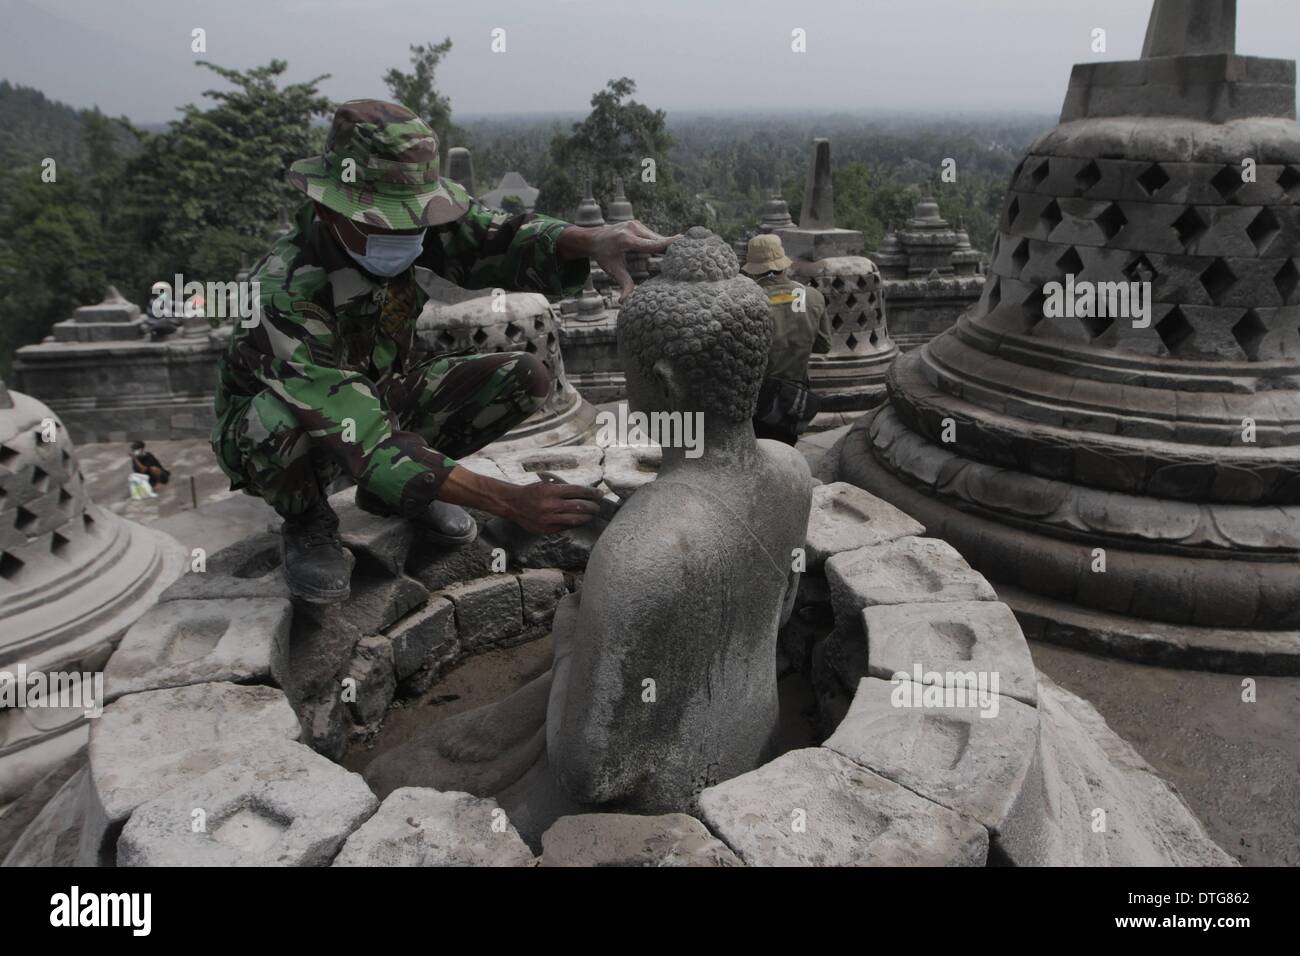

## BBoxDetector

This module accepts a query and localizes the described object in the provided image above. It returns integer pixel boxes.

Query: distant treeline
[0,62,1049,377]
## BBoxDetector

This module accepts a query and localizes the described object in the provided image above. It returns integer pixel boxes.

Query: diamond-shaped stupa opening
[1040,199,1063,233]
[1277,165,1300,197]
[1030,159,1051,187]
[1246,208,1282,255]
[1006,197,1020,229]
[1136,163,1171,197]
[1199,258,1237,305]
[0,551,23,582]
[1274,259,1300,304]
[1096,203,1128,241]
[1075,160,1102,193]
[1011,239,1031,275]
[1172,207,1208,248]
[1231,309,1269,360]
[1056,246,1085,278]
[1210,164,1244,200]
[1156,305,1194,354]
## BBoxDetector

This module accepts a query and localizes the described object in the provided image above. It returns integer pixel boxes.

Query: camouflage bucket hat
[287,99,471,230]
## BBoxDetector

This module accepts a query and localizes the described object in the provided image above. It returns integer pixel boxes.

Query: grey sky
[4,0,1299,122]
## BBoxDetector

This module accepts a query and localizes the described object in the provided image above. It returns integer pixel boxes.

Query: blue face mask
[335,223,427,276]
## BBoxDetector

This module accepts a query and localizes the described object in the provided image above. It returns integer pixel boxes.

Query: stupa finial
[1142,0,1236,58]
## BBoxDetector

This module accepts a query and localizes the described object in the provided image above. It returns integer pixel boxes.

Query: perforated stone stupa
[416,292,597,450]
[777,138,898,422]
[834,0,1300,672]
[0,378,185,804]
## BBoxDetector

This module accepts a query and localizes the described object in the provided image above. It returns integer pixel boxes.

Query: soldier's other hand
[507,480,604,535]
[559,221,677,297]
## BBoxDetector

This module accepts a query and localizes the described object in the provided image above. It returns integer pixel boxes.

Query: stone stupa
[873,199,985,351]
[0,378,185,803]
[836,0,1300,673]
[776,138,899,422]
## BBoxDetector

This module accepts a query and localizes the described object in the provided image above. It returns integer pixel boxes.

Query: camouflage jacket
[757,274,832,383]
[213,191,587,510]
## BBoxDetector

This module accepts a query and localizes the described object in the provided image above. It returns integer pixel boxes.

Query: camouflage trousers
[217,351,549,516]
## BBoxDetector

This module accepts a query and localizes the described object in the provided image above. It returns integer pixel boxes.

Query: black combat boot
[280,499,355,604]
[355,486,477,547]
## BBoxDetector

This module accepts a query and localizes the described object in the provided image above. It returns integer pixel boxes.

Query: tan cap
[742,233,792,275]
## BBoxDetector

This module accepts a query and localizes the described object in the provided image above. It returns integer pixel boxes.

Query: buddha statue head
[617,227,770,431]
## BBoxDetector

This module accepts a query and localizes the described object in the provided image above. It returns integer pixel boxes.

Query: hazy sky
[4,0,1300,122]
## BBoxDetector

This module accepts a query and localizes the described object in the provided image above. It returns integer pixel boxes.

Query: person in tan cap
[741,233,832,444]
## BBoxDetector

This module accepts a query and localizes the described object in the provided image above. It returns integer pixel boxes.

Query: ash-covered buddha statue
[366,227,813,838]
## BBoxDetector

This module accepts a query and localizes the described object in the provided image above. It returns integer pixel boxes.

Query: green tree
[535,78,706,234]
[383,39,461,148]
[123,60,332,286]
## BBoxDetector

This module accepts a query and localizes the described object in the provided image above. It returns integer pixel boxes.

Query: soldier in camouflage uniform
[741,234,832,445]
[213,100,673,603]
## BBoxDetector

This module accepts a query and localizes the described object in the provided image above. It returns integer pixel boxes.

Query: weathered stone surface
[287,571,428,701]
[601,444,662,496]
[804,481,925,567]
[825,537,996,633]
[345,634,396,727]
[158,532,290,603]
[454,455,509,482]
[442,575,522,650]
[484,516,603,571]
[387,597,456,683]
[518,568,567,626]
[698,747,987,866]
[1032,674,1235,866]
[2,766,90,867]
[540,812,742,867]
[329,486,414,576]
[825,677,1044,863]
[104,598,292,701]
[80,682,301,865]
[864,600,1039,707]
[491,445,604,487]
[406,536,499,592]
[117,741,377,867]
[333,787,535,867]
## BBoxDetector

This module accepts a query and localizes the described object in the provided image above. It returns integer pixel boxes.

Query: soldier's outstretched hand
[558,221,677,297]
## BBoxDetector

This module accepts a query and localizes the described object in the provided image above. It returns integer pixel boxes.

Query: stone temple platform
[0,378,185,809]
[830,0,1300,674]
[3,441,1230,866]
[12,288,224,445]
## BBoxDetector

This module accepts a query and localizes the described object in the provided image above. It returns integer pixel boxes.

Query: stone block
[540,813,742,867]
[117,741,377,866]
[333,787,535,867]
[601,444,662,496]
[863,600,1038,707]
[81,682,301,865]
[518,569,568,627]
[406,536,500,592]
[804,481,925,567]
[158,532,290,603]
[387,597,456,683]
[697,747,987,866]
[825,537,996,636]
[329,486,415,576]
[483,517,603,572]
[345,635,396,727]
[104,598,293,702]
[443,575,522,650]
[490,445,605,487]
[825,677,1044,863]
